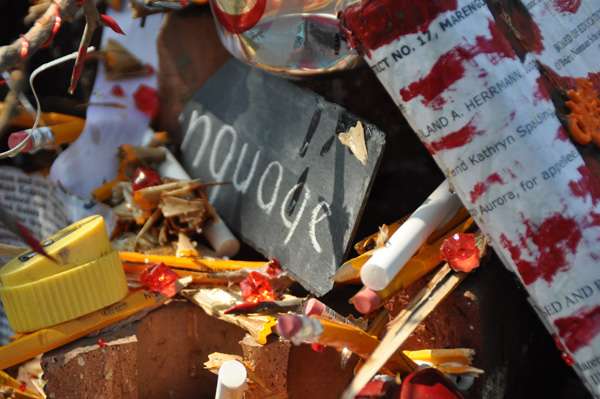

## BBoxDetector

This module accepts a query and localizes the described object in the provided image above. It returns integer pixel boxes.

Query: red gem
[440,233,480,272]
[140,262,179,295]
[562,352,575,366]
[132,168,161,191]
[310,343,325,352]
[19,384,26,392]
[267,258,282,276]
[552,335,575,366]
[133,84,159,117]
[98,338,107,348]
[111,84,125,97]
[240,271,275,303]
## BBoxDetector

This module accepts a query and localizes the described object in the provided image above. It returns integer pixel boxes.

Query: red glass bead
[19,384,26,392]
[311,343,325,352]
[552,335,575,366]
[440,233,480,272]
[111,84,125,97]
[98,338,107,348]
[133,84,158,117]
[140,262,179,295]
[132,167,161,191]
[267,258,282,276]
[562,352,575,366]
[240,271,275,303]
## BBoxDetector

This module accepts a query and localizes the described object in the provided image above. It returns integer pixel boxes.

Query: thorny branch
[0,0,77,74]
[0,0,123,134]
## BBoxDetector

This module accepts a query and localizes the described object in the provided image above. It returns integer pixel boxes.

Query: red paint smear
[475,21,515,62]
[499,214,582,285]
[428,119,484,153]
[469,172,504,203]
[68,45,88,94]
[487,173,503,184]
[506,1,544,54]
[589,212,600,229]
[503,168,517,179]
[554,306,600,353]
[538,64,600,93]
[556,126,569,142]
[339,0,458,51]
[569,165,600,206]
[588,72,600,91]
[552,0,582,14]
[400,20,515,108]
[423,142,436,155]
[209,0,266,34]
[541,63,578,90]
[400,48,466,107]
[534,76,551,103]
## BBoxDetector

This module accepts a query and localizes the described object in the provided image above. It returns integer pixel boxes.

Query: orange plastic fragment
[566,77,600,147]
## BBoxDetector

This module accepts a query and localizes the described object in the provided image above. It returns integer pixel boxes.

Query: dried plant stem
[0,1,75,135]
[0,0,77,74]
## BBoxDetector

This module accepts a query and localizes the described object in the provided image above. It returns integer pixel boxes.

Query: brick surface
[241,334,290,398]
[42,300,247,399]
[42,323,139,399]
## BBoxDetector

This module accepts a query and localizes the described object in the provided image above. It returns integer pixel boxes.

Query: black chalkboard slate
[179,59,385,295]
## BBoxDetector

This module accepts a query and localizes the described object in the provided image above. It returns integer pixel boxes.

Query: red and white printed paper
[341,0,600,394]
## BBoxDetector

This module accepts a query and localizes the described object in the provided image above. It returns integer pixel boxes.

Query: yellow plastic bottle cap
[0,215,129,332]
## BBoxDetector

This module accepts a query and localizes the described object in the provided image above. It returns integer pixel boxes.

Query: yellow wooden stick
[309,315,417,376]
[119,252,267,272]
[123,262,230,285]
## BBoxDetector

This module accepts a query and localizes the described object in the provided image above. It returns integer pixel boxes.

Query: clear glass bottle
[208,0,363,77]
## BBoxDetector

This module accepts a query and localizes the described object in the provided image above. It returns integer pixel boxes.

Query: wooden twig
[0,1,77,136]
[0,0,77,74]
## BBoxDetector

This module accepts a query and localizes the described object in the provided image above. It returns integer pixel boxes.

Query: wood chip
[338,121,368,165]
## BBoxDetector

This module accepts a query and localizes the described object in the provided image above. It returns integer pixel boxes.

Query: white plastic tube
[360,179,460,291]
[215,360,248,399]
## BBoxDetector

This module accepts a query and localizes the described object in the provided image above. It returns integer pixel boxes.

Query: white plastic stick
[360,179,460,291]
[215,360,248,399]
